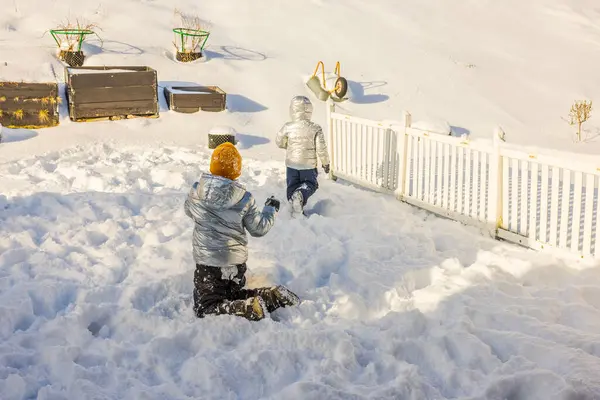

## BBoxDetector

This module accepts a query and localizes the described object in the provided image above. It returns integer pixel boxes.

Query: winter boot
[290,190,305,216]
[216,296,268,321]
[255,285,300,313]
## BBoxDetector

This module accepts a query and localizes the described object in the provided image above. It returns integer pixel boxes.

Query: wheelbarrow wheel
[333,77,348,99]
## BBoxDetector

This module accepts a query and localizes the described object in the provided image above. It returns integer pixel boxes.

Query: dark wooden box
[0,82,60,128]
[65,66,159,122]
[164,86,226,113]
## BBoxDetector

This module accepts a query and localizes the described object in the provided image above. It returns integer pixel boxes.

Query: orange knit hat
[210,142,242,180]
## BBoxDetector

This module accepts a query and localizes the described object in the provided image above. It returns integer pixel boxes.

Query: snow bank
[1,143,599,399]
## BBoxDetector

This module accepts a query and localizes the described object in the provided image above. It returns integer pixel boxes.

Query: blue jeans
[286,167,318,205]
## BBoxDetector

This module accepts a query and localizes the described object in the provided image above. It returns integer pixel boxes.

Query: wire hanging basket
[49,28,97,67]
[172,28,210,62]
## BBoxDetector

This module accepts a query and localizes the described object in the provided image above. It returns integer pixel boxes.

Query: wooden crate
[164,86,226,113]
[65,66,159,122]
[0,82,60,128]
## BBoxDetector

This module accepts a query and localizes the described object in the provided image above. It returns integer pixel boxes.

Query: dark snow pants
[193,263,282,318]
[286,167,318,205]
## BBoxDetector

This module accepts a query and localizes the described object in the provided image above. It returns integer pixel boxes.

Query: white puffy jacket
[275,96,330,170]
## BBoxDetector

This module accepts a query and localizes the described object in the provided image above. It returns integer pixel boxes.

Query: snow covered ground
[2,0,600,398]
[1,144,600,399]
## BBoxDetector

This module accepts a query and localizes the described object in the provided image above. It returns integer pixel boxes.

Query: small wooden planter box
[0,82,60,128]
[65,66,159,122]
[164,86,226,113]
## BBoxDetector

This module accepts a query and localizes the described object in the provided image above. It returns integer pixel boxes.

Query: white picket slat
[595,180,600,258]
[502,157,510,230]
[457,148,464,214]
[539,164,549,244]
[436,142,443,206]
[479,152,488,221]
[529,163,539,242]
[519,160,529,235]
[418,137,425,201]
[473,151,480,218]
[570,172,582,252]
[549,167,560,246]
[424,138,431,203]
[449,145,457,212]
[443,143,450,209]
[582,174,595,255]
[465,149,472,217]
[510,158,518,232]
[559,170,571,249]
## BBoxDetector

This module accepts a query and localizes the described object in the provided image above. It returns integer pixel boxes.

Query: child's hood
[196,173,247,210]
[289,95,313,122]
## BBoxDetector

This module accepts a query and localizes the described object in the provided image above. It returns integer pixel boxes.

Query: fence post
[326,101,336,180]
[487,131,503,237]
[393,111,411,200]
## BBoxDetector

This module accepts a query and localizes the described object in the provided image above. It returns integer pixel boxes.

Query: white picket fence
[327,105,600,259]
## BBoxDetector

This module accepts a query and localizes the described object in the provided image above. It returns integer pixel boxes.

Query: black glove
[265,196,280,212]
[322,164,330,174]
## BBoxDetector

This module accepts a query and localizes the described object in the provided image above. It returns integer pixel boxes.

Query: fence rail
[326,104,600,259]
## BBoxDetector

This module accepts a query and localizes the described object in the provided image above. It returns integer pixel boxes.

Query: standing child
[184,142,299,321]
[275,95,330,216]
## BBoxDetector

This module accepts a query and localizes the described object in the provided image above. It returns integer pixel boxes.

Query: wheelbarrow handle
[311,60,342,91]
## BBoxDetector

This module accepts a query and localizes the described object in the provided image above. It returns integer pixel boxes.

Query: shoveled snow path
[1,143,599,399]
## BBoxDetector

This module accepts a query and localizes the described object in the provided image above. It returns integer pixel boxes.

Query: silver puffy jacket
[275,96,330,170]
[184,173,276,267]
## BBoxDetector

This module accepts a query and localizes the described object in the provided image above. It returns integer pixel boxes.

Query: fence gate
[328,106,399,193]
